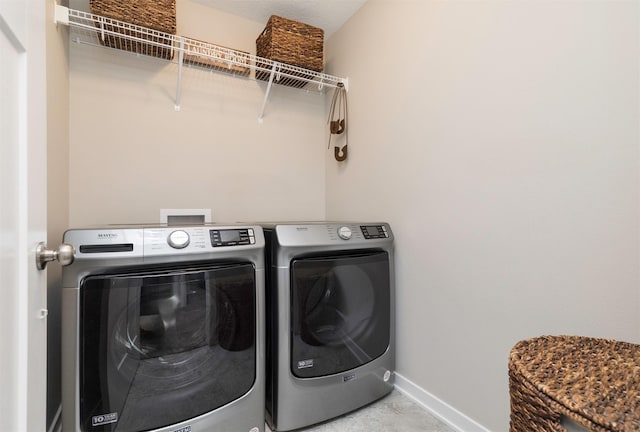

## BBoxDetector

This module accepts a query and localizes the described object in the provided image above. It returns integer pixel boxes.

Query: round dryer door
[301,265,374,346]
[290,251,390,378]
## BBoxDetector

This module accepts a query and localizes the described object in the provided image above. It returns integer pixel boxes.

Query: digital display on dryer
[220,230,241,243]
[361,225,388,239]
[210,229,255,247]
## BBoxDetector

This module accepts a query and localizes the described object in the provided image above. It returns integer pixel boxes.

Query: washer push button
[167,230,190,249]
[337,226,352,240]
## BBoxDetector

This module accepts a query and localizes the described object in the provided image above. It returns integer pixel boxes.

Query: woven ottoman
[509,335,640,432]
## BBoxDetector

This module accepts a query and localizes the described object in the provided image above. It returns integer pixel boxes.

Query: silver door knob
[36,242,75,270]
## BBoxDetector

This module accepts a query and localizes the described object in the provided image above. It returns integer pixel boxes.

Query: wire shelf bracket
[54,5,349,120]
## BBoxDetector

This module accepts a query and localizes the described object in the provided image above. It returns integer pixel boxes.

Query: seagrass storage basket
[509,335,640,432]
[89,0,176,60]
[255,15,324,87]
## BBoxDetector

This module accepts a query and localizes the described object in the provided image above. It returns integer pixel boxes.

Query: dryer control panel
[361,225,389,239]
[273,222,392,247]
[210,228,256,247]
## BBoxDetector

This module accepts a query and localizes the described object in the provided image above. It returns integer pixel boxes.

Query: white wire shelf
[55,5,348,119]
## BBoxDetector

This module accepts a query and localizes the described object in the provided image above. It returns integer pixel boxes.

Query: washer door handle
[35,242,75,270]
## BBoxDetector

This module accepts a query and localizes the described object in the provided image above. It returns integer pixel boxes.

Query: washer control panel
[210,228,256,247]
[360,225,389,239]
[67,225,264,260]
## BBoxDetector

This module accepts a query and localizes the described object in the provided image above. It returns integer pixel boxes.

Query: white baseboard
[394,372,492,432]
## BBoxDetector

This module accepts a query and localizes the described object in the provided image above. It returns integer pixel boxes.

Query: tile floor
[266,390,457,432]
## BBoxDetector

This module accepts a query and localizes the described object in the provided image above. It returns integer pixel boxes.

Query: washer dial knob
[337,226,352,240]
[168,230,190,249]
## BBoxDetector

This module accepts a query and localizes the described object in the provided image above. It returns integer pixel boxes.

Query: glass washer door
[290,251,390,378]
[79,262,256,432]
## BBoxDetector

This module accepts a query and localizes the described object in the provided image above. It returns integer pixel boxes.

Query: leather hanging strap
[327,82,348,161]
[334,144,348,161]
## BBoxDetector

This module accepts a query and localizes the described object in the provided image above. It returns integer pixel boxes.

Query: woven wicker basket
[509,336,640,432]
[89,0,176,60]
[182,39,251,77]
[256,15,324,87]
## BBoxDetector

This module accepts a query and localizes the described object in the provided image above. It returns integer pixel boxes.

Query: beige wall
[68,0,327,226]
[326,1,640,430]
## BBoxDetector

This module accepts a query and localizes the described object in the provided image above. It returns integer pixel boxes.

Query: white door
[0,0,48,430]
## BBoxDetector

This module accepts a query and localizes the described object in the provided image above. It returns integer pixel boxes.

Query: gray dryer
[263,222,395,431]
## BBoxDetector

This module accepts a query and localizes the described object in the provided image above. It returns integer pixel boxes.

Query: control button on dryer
[167,230,190,249]
[337,226,352,240]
